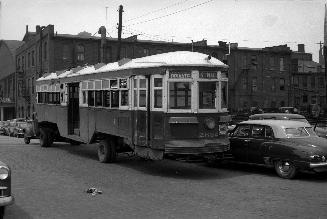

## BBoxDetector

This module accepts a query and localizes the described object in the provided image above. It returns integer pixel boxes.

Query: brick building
[0,40,24,120]
[15,24,228,118]
[227,44,292,112]
[290,44,326,112]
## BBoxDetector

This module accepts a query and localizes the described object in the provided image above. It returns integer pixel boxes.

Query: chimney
[298,44,305,53]
[98,26,107,63]
[26,25,29,33]
[36,25,41,34]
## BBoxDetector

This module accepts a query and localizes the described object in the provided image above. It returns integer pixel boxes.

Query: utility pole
[116,5,123,61]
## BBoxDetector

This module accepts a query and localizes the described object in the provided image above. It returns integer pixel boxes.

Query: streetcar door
[133,76,149,147]
[68,83,80,135]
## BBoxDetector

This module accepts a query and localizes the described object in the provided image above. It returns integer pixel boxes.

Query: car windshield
[284,127,317,138]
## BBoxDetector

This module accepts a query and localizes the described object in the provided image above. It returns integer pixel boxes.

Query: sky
[0,0,326,62]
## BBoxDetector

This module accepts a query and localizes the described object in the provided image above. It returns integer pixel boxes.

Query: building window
[303,95,308,103]
[22,56,25,71]
[302,76,307,88]
[311,95,317,104]
[293,76,299,87]
[44,42,47,60]
[28,52,31,67]
[311,76,315,89]
[77,45,85,62]
[318,77,324,88]
[251,77,257,92]
[17,58,21,70]
[280,78,285,91]
[242,55,247,68]
[242,78,247,90]
[31,50,35,66]
[279,57,284,71]
[63,44,71,60]
[251,55,257,70]
[269,57,274,69]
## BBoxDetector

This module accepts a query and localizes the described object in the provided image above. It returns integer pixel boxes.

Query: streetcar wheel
[98,139,117,163]
[39,128,52,147]
[274,160,297,179]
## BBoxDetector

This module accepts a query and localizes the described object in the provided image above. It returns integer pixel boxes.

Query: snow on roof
[98,51,227,73]
[37,51,227,82]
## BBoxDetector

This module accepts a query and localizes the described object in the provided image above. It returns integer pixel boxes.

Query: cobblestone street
[0,135,327,219]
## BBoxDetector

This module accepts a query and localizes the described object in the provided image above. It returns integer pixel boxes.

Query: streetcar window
[95,91,103,106]
[110,80,118,89]
[221,81,228,109]
[88,91,95,106]
[139,90,146,107]
[121,90,129,106]
[82,91,87,104]
[154,78,162,87]
[153,78,163,108]
[154,90,162,108]
[111,90,119,107]
[199,82,216,109]
[103,90,110,107]
[169,82,191,109]
[95,80,102,90]
[119,79,128,88]
[139,79,146,88]
[87,81,94,90]
[102,79,109,89]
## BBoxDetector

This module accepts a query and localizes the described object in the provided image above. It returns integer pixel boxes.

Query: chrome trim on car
[309,162,327,168]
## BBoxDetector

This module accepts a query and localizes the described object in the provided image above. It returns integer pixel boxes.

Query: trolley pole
[116,5,123,61]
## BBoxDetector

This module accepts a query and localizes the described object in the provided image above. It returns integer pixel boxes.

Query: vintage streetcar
[31,51,231,162]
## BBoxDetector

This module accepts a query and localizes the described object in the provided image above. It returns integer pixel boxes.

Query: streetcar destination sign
[169,71,192,79]
[199,71,217,79]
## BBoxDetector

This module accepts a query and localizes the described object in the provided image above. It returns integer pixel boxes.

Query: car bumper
[309,162,327,172]
[0,196,14,206]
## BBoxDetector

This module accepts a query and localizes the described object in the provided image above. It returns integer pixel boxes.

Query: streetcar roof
[37,51,227,82]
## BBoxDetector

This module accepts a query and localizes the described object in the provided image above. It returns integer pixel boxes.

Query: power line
[125,0,215,27]
[126,0,192,22]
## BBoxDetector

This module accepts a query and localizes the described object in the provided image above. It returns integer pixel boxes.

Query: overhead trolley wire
[126,0,192,22]
[125,0,215,27]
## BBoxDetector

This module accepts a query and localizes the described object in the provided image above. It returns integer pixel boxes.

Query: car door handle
[244,139,250,142]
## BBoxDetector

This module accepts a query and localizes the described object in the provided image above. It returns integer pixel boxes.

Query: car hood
[281,137,327,153]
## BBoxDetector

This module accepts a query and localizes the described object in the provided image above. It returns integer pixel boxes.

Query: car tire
[274,160,297,179]
[39,128,52,147]
[24,136,31,144]
[97,139,117,163]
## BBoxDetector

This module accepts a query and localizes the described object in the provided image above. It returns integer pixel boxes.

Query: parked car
[13,121,29,138]
[229,120,327,179]
[249,113,327,139]
[2,121,10,136]
[7,118,26,137]
[0,122,6,135]
[0,161,14,218]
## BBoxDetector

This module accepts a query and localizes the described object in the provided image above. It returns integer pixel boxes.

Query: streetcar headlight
[205,118,216,130]
[0,166,9,180]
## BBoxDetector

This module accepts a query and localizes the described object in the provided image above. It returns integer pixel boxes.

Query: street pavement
[0,135,327,219]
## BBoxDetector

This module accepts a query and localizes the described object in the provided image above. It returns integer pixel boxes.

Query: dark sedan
[0,161,14,218]
[229,120,327,179]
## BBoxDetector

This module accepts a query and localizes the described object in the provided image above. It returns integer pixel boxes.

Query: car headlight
[0,166,9,180]
[204,117,216,130]
[310,155,326,162]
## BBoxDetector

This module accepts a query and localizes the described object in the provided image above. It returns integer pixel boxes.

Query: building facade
[0,40,24,121]
[290,45,326,112]
[228,44,292,112]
